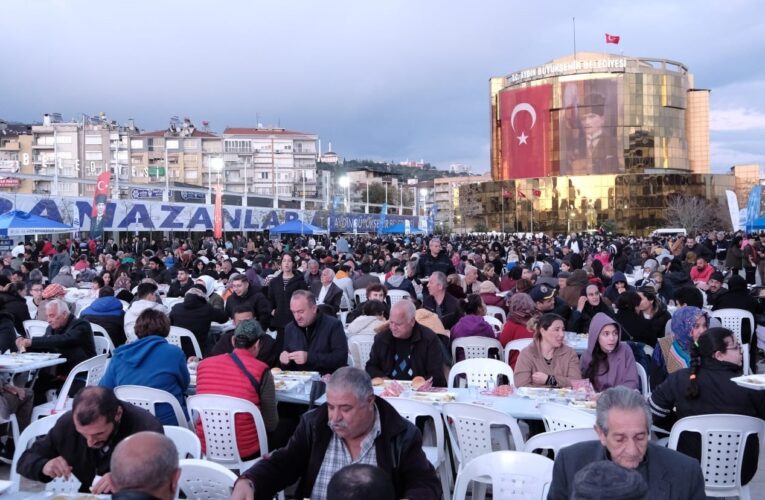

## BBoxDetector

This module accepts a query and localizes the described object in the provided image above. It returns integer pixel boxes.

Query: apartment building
[0,122,34,193]
[433,174,491,231]
[31,115,80,196]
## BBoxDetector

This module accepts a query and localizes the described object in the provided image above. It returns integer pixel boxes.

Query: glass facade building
[462,52,735,235]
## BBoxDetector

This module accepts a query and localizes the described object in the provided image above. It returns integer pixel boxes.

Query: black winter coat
[282,312,348,374]
[170,293,228,357]
[366,324,447,387]
[267,274,308,330]
[0,291,30,336]
[30,316,95,376]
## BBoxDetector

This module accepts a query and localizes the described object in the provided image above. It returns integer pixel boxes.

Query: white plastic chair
[338,310,349,325]
[636,363,650,397]
[668,414,765,499]
[537,403,596,432]
[387,289,411,305]
[73,298,96,318]
[31,354,109,421]
[453,451,553,500]
[186,394,269,472]
[168,326,204,359]
[503,338,533,365]
[523,427,599,455]
[164,297,184,309]
[22,319,49,338]
[348,334,376,369]
[386,398,452,500]
[451,336,502,361]
[88,323,115,352]
[177,458,238,500]
[448,358,514,389]
[354,288,367,306]
[115,385,191,429]
[485,305,507,323]
[93,336,111,355]
[10,413,78,493]
[164,425,202,459]
[710,308,754,375]
[482,315,503,335]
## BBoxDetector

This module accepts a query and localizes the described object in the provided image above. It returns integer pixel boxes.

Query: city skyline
[3,0,764,173]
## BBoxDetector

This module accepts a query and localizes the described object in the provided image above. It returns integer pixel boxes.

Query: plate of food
[732,375,765,390]
[568,399,597,410]
[411,391,457,403]
[274,379,302,392]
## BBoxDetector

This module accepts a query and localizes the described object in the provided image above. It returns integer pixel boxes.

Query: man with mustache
[231,367,441,500]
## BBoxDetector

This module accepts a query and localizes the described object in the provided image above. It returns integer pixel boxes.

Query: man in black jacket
[169,287,229,357]
[414,239,455,294]
[166,267,193,298]
[17,298,96,404]
[225,274,271,330]
[231,367,441,500]
[17,387,163,494]
[421,271,462,331]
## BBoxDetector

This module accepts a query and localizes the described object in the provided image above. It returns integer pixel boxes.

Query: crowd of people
[0,228,763,497]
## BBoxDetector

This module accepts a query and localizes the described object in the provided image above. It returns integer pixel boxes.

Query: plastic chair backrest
[168,325,203,359]
[668,414,765,498]
[164,425,202,459]
[442,402,525,468]
[709,309,754,375]
[448,358,513,389]
[482,316,503,335]
[523,427,599,455]
[503,338,533,365]
[636,363,650,397]
[451,336,502,361]
[485,305,507,323]
[93,336,111,355]
[354,289,367,305]
[23,319,49,338]
[348,334,376,369]
[387,289,410,305]
[386,397,446,465]
[178,458,238,500]
[115,385,191,429]
[453,450,553,500]
[89,323,115,350]
[164,297,184,309]
[53,354,109,413]
[10,413,77,492]
[187,394,269,471]
[538,403,596,432]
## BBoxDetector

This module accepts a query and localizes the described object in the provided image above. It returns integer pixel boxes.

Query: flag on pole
[532,189,542,197]
[213,183,223,239]
[605,33,620,44]
[91,171,111,216]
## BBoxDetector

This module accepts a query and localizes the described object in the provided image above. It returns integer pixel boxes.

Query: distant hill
[318,159,462,181]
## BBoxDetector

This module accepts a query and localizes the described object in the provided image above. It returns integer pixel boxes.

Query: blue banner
[745,185,762,233]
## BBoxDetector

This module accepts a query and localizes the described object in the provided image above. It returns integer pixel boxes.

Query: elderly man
[110,431,180,500]
[462,265,480,295]
[224,274,271,330]
[17,298,96,404]
[304,259,322,289]
[231,367,441,500]
[421,271,462,331]
[17,386,163,494]
[310,268,343,315]
[548,386,705,500]
[327,464,396,500]
[366,300,446,386]
[280,290,348,375]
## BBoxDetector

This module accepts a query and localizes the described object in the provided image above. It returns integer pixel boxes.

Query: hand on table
[531,372,549,385]
[42,456,72,479]
[287,351,308,365]
[91,472,115,494]
[15,337,31,352]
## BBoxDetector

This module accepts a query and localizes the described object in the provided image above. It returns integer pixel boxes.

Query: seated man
[16,298,96,405]
[548,386,706,500]
[110,431,180,500]
[17,386,163,494]
[80,286,127,347]
[365,300,446,387]
[346,283,390,324]
[231,367,441,500]
[280,290,348,375]
[327,464,395,500]
[421,271,462,330]
[385,266,417,299]
[166,267,193,298]
[225,274,272,331]
[310,268,343,315]
[123,282,169,342]
[195,319,278,460]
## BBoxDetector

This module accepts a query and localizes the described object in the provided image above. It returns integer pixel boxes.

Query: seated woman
[649,327,765,485]
[499,292,536,369]
[581,313,639,392]
[100,308,190,426]
[613,291,652,344]
[651,306,708,388]
[346,300,387,337]
[450,294,497,361]
[514,313,582,388]
[566,284,613,334]
[636,283,671,348]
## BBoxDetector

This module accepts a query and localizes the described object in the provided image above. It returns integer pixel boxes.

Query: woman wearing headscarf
[651,305,708,388]
[581,312,639,392]
[566,284,614,334]
[649,327,765,486]
[499,292,537,368]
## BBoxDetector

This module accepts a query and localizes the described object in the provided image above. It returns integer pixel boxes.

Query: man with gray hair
[421,271,462,330]
[548,386,706,499]
[365,300,446,386]
[310,268,343,315]
[231,367,441,500]
[110,431,180,500]
[16,298,96,404]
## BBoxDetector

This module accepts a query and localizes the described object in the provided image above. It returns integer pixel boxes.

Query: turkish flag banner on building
[213,183,223,239]
[91,171,111,217]
[605,33,620,44]
[499,84,552,179]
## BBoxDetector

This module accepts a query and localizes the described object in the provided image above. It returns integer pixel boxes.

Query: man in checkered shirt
[231,367,441,500]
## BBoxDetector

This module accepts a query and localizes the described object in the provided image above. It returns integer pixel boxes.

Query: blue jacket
[80,296,124,317]
[100,335,189,425]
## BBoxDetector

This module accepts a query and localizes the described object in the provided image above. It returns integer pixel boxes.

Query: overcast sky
[3,0,764,174]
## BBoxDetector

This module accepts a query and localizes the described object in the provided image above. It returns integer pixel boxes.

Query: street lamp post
[209,157,224,204]
[338,176,350,213]
[270,135,277,209]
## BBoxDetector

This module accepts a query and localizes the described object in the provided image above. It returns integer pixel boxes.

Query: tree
[664,195,727,235]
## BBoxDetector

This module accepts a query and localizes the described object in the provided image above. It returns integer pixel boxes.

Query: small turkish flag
[517,190,527,199]
[502,190,513,198]
[533,189,542,197]
[605,33,620,44]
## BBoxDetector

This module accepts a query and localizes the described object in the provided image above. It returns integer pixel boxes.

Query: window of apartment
[85,135,102,145]
[130,139,144,149]
[85,151,103,161]
[295,143,302,152]
[185,170,198,180]
[36,136,54,146]
[224,140,251,154]
[56,135,72,144]
[185,139,199,150]
[166,139,179,150]
[86,162,101,175]
[259,172,269,179]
